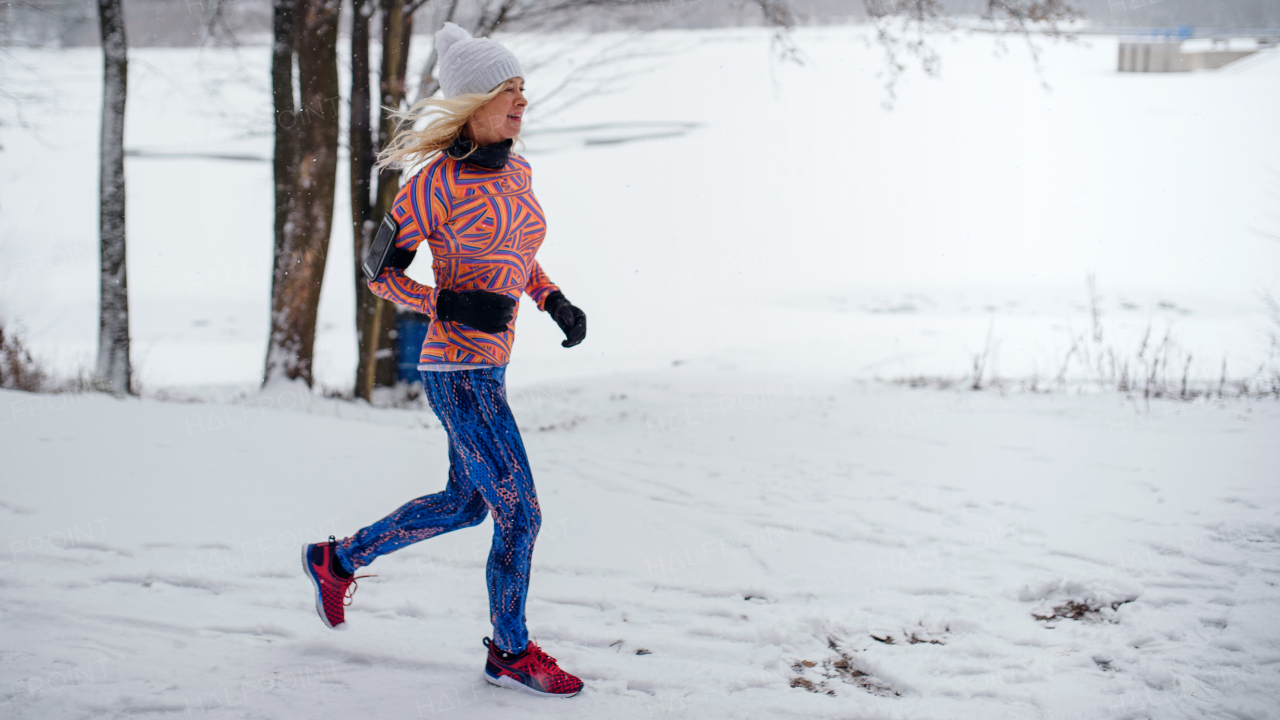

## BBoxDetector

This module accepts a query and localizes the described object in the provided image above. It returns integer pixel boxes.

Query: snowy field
[2,373,1279,719]
[2,21,1280,720]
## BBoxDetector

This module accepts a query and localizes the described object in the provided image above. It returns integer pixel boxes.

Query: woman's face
[467,78,526,146]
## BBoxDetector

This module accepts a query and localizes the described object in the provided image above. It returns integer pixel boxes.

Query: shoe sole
[301,543,345,631]
[484,670,581,698]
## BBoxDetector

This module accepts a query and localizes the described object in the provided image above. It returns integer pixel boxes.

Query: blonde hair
[376,83,513,171]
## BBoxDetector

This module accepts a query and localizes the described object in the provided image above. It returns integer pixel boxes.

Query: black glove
[436,289,516,334]
[543,291,586,348]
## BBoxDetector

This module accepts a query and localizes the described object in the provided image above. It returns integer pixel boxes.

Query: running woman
[302,22,587,698]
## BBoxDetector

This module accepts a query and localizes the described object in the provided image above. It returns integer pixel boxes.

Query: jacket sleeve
[524,260,561,310]
[367,165,446,318]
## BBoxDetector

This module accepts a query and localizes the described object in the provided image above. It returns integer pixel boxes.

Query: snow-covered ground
[2,372,1278,719]
[2,21,1279,720]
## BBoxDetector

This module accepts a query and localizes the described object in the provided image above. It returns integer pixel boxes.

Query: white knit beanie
[435,22,524,99]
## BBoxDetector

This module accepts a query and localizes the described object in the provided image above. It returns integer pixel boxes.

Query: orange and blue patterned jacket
[367,151,559,368]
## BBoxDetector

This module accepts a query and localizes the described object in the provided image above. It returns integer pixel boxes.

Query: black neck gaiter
[446,135,513,170]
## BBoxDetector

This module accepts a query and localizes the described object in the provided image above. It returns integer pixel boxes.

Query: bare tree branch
[407,0,803,111]
[862,0,1080,107]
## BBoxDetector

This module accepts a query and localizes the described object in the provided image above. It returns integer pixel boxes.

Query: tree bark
[351,0,397,401]
[271,0,297,270]
[96,0,131,394]
[376,0,413,218]
[264,0,342,386]
[350,0,414,398]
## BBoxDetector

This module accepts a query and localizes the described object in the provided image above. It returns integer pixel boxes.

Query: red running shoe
[483,638,584,697]
[301,536,365,629]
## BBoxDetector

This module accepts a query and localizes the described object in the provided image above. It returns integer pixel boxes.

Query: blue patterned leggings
[336,367,540,654]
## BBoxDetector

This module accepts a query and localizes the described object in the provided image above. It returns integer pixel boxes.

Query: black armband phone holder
[362,213,417,282]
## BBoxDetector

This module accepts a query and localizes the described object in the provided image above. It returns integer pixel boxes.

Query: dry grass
[896,283,1280,401]
[789,637,902,698]
[0,319,124,395]
[1032,598,1133,624]
[0,320,47,392]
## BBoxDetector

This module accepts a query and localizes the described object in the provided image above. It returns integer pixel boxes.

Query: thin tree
[271,0,297,314]
[350,0,387,401]
[351,0,414,400]
[265,0,344,386]
[95,0,130,393]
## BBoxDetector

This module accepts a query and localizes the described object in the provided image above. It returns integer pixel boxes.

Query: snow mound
[1020,578,1143,624]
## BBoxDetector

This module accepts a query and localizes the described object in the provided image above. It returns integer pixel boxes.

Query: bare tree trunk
[375,0,412,215]
[95,0,131,394]
[349,0,372,227]
[264,0,342,386]
[351,0,396,401]
[350,0,414,398]
[271,0,297,267]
